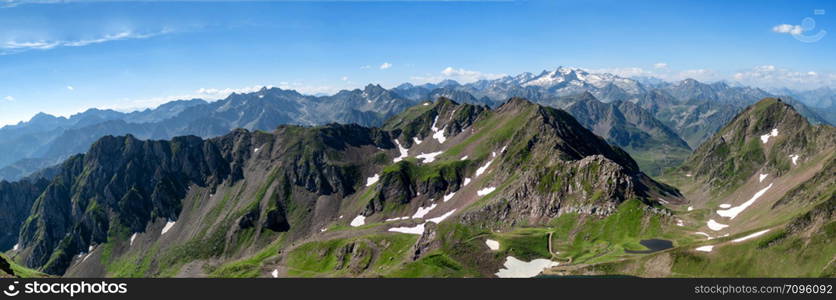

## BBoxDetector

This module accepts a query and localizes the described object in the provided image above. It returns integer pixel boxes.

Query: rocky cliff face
[17,133,244,274]
[0,179,48,251]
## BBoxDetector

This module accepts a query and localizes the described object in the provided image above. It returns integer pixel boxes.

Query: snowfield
[416,151,443,163]
[485,239,500,251]
[694,232,712,239]
[350,215,366,227]
[476,159,493,177]
[393,139,409,163]
[695,245,714,252]
[495,256,559,278]
[388,223,425,235]
[161,220,176,235]
[717,183,773,219]
[412,203,437,219]
[443,192,455,202]
[760,128,778,144]
[431,116,446,144]
[365,174,380,186]
[732,229,770,243]
[427,209,456,224]
[707,219,729,231]
[477,186,496,196]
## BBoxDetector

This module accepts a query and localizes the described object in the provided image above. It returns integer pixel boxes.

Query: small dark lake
[624,239,673,254]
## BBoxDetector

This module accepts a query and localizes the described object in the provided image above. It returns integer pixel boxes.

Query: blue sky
[1,0,834,126]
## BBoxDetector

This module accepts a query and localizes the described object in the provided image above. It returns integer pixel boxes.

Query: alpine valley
[1,68,834,278]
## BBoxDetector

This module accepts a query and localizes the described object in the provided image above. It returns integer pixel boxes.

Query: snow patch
[388,223,425,235]
[393,139,409,163]
[718,204,732,209]
[350,215,366,227]
[320,228,327,232]
[759,173,768,183]
[707,219,729,231]
[495,256,559,278]
[412,203,437,219]
[254,147,260,153]
[789,154,799,165]
[385,216,410,222]
[423,102,430,106]
[477,186,496,197]
[431,116,447,144]
[694,232,713,239]
[460,155,468,161]
[130,233,138,246]
[161,220,176,235]
[760,128,778,144]
[271,269,279,278]
[732,229,770,243]
[717,183,773,219]
[485,239,500,251]
[416,151,443,163]
[695,245,714,252]
[412,137,422,145]
[427,209,456,224]
[687,206,693,211]
[463,178,471,186]
[443,192,455,202]
[475,159,494,177]
[365,174,380,186]
[676,219,685,227]
[12,243,19,251]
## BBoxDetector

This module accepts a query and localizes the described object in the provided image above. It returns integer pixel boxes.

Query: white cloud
[360,65,371,70]
[654,62,668,69]
[379,62,392,70]
[411,66,506,84]
[591,66,721,82]
[1,29,173,55]
[66,85,74,91]
[341,76,349,81]
[3,95,13,101]
[772,24,803,35]
[732,65,836,90]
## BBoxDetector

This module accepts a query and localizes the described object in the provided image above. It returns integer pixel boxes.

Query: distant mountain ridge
[1,66,833,181]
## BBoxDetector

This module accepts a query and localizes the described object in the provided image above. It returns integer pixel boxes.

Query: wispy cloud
[591,65,722,83]
[411,66,505,84]
[1,29,173,55]
[3,95,13,102]
[379,62,392,70]
[66,85,74,91]
[733,65,836,90]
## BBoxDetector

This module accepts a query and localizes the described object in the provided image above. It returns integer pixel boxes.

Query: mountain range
[0,67,833,182]
[0,95,833,278]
